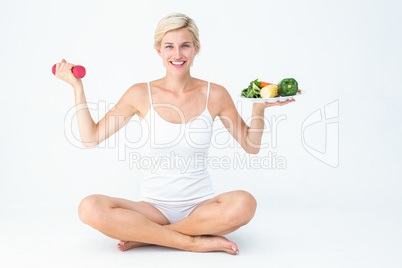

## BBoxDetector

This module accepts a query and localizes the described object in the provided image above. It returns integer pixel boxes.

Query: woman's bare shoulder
[208,82,234,116]
[124,82,149,103]
[209,82,231,101]
[127,82,148,96]
[122,83,149,115]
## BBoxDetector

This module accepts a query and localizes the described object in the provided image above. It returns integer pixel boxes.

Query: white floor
[2,202,401,268]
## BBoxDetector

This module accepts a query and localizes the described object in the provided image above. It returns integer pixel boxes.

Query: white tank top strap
[147,82,153,108]
[206,81,210,109]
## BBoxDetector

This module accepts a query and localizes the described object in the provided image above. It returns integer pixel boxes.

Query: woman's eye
[165,44,189,48]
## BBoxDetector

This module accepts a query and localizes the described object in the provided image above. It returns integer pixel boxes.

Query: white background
[1,0,401,267]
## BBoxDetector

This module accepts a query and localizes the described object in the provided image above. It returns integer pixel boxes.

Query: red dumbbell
[52,64,86,78]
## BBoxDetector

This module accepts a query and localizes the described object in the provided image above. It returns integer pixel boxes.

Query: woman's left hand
[254,99,296,110]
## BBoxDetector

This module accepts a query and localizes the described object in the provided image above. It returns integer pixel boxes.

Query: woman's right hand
[54,59,82,88]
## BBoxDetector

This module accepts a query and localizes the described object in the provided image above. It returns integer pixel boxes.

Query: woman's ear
[156,47,166,67]
[156,47,162,57]
[194,46,199,55]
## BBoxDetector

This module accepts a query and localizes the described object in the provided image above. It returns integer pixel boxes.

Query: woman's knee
[226,190,257,226]
[78,194,109,226]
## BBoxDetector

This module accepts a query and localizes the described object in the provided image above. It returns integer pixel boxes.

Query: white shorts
[140,194,215,224]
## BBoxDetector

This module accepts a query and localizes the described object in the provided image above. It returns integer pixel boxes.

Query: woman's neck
[161,72,194,93]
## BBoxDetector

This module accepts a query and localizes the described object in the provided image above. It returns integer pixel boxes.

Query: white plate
[239,90,305,103]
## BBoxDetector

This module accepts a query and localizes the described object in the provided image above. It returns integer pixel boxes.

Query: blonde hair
[154,13,200,54]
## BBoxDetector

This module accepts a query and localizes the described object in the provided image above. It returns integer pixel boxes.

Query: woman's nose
[175,48,182,58]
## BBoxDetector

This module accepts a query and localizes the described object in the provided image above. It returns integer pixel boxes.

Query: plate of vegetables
[240,78,303,103]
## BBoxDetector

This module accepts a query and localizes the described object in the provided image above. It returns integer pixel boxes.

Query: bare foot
[117,240,151,252]
[191,235,239,255]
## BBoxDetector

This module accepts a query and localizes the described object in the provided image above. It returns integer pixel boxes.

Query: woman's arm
[73,84,138,148]
[55,59,139,148]
[72,83,98,147]
[213,84,294,154]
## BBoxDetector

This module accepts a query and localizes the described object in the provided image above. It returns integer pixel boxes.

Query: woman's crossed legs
[78,190,257,255]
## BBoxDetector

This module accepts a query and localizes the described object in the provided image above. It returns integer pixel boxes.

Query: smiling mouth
[170,61,186,66]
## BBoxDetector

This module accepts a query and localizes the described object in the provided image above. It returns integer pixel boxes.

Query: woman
[54,13,294,255]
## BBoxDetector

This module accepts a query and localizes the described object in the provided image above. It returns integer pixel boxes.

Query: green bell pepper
[278,78,298,96]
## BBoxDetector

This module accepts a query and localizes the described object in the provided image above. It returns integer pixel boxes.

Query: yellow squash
[260,85,278,98]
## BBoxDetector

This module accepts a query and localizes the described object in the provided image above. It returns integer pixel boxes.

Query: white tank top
[139,81,215,203]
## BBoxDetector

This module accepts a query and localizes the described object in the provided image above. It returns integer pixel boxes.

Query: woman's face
[157,28,198,73]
